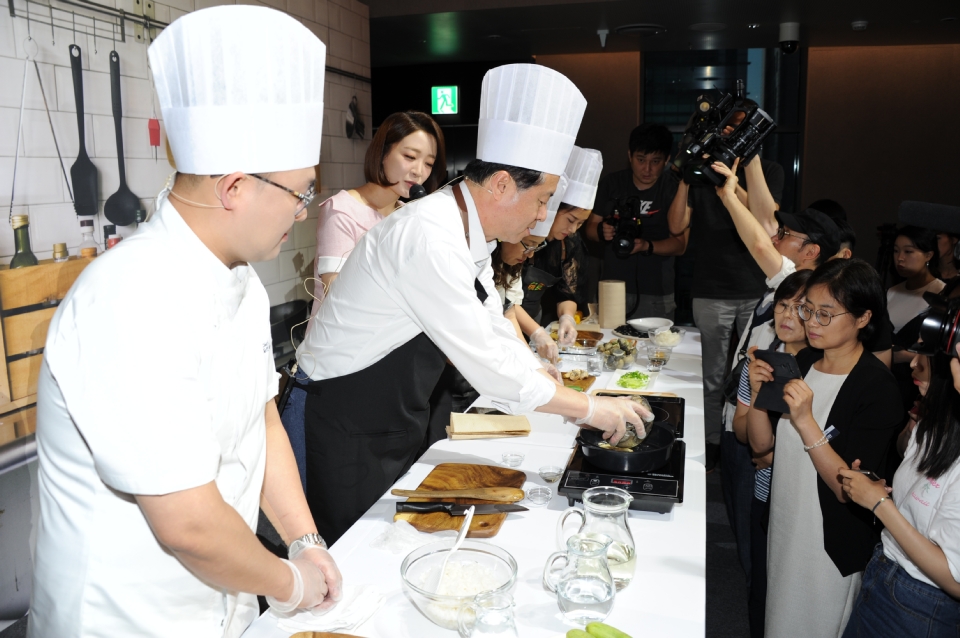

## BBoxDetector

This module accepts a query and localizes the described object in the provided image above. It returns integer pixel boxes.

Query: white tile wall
[0,0,370,308]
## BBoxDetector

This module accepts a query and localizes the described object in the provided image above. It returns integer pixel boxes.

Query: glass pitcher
[557,486,636,589]
[542,532,616,625]
[457,591,519,637]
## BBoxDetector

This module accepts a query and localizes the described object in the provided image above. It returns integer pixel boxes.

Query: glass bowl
[651,327,686,347]
[645,343,674,371]
[560,338,600,355]
[525,485,552,506]
[400,539,518,630]
[538,465,564,483]
[501,452,525,467]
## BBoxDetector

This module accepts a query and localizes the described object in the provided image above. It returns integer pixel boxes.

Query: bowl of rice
[400,539,518,629]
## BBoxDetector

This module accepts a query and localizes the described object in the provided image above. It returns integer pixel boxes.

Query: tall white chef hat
[561,147,603,210]
[477,64,587,176]
[530,174,569,237]
[148,6,326,175]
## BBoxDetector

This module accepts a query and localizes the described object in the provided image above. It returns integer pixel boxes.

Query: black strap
[474,278,488,303]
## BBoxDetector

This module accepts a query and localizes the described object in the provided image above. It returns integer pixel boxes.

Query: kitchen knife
[395,502,528,516]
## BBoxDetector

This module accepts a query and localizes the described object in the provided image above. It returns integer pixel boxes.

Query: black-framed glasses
[521,238,548,255]
[773,301,800,316]
[776,226,811,244]
[797,304,852,326]
[251,174,316,216]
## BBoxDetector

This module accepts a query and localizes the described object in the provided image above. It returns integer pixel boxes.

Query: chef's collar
[458,181,497,264]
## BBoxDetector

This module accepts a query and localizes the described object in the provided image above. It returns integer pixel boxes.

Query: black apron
[520,262,561,325]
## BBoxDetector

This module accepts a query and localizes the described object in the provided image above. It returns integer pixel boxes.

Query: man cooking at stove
[297,64,653,544]
[29,7,340,637]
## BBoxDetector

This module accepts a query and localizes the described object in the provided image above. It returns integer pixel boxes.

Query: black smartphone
[752,350,802,414]
[857,469,882,481]
[465,407,508,416]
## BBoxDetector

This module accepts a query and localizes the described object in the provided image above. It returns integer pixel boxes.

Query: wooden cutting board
[393,463,526,538]
[563,374,596,392]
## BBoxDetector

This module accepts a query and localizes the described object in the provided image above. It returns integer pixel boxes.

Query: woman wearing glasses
[520,148,602,342]
[746,258,903,637]
[310,111,446,308]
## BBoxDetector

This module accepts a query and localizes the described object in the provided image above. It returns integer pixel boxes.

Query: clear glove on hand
[558,314,577,347]
[267,557,329,613]
[542,360,563,384]
[291,544,343,608]
[580,396,653,446]
[530,327,559,363]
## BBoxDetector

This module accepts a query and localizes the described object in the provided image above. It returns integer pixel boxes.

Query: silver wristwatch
[288,533,328,559]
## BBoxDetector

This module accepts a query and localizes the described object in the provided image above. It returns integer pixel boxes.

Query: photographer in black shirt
[585,124,687,319]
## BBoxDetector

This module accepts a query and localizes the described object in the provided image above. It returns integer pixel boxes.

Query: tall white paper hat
[148,6,326,175]
[530,174,569,236]
[477,64,586,176]
[561,147,603,210]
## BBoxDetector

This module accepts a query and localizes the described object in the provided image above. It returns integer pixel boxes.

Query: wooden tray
[563,374,596,393]
[393,463,525,538]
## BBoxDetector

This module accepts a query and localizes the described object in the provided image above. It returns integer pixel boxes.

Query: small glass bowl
[525,485,552,506]
[538,465,564,483]
[501,452,525,468]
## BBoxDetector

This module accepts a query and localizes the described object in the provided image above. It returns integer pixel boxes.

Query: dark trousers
[720,429,756,584]
[749,496,770,638]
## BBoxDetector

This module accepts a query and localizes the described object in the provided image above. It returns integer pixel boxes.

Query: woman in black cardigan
[746,258,904,637]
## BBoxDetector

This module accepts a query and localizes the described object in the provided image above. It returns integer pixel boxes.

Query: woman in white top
[311,111,446,307]
[839,338,960,637]
[887,225,944,334]
[746,258,903,638]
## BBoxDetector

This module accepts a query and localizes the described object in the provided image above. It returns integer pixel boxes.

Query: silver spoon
[434,505,475,594]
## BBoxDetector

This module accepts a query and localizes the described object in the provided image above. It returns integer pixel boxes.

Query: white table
[244,328,706,638]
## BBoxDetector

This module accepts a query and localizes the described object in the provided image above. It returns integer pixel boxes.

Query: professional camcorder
[910,293,960,358]
[608,196,643,259]
[673,80,777,186]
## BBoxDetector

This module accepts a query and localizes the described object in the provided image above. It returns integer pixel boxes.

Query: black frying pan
[577,423,676,474]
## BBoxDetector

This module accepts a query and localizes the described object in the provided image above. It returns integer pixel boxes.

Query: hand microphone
[409,184,427,200]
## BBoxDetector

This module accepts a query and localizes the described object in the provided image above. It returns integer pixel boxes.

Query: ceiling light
[851,20,868,31]
[747,23,760,29]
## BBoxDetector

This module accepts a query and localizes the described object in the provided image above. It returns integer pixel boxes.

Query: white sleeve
[388,241,556,414]
[765,256,796,289]
[928,474,960,584]
[505,275,524,307]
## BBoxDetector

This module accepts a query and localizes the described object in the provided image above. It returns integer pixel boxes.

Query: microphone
[409,184,427,200]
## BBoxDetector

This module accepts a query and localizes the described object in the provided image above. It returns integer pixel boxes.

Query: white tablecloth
[244,327,706,638]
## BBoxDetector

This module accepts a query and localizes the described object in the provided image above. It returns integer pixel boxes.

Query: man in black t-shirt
[668,154,785,471]
[585,124,686,319]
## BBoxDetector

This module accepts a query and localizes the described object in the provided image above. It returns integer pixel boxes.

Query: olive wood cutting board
[563,374,596,392]
[393,463,526,538]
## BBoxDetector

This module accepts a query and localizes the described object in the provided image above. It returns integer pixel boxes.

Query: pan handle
[109,51,126,184]
[69,45,86,151]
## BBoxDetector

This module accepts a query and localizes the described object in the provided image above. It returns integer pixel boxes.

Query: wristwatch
[643,240,655,256]
[288,533,328,558]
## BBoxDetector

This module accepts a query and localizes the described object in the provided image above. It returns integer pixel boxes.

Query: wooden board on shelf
[394,463,526,538]
[9,355,42,401]
[0,403,36,440]
[3,306,56,357]
[0,257,92,309]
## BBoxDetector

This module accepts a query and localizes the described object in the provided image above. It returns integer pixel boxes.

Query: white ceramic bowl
[628,317,675,333]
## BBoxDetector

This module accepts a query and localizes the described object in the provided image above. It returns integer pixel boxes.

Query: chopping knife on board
[68,45,98,217]
[104,51,142,226]
[395,502,528,516]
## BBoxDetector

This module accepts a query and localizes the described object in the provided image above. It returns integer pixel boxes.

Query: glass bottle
[53,243,69,262]
[10,215,39,269]
[79,219,98,258]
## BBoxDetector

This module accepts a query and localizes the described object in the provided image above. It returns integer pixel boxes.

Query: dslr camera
[673,79,777,186]
[605,196,643,259]
[911,293,960,358]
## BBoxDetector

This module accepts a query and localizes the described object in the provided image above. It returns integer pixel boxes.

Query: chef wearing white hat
[295,64,651,544]
[520,146,603,338]
[29,7,340,637]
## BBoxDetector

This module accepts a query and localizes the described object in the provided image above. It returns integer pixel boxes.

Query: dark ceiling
[367,0,960,67]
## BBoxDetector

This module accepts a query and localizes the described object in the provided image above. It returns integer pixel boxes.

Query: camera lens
[914,294,960,358]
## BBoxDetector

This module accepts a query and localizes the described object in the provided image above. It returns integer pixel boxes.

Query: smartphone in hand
[752,350,802,413]
[857,469,882,481]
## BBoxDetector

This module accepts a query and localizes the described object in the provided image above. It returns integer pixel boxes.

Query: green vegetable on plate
[616,371,650,389]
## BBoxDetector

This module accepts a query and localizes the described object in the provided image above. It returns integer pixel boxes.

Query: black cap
[776,208,842,261]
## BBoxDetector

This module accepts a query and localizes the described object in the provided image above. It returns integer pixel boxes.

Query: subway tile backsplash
[0,0,370,309]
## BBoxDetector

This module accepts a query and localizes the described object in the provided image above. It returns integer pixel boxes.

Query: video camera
[910,292,960,358]
[606,196,643,259]
[673,80,777,186]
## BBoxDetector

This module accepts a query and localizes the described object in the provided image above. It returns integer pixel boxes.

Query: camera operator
[668,151,784,471]
[584,124,687,319]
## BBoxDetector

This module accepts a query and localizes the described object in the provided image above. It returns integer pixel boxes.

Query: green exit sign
[431,86,458,115]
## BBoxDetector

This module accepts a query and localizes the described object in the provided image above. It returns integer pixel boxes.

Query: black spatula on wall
[68,44,98,217]
[104,50,141,226]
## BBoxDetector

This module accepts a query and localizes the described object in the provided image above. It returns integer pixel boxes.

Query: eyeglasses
[773,301,800,316]
[521,239,548,255]
[251,174,316,217]
[796,304,852,326]
[776,227,811,244]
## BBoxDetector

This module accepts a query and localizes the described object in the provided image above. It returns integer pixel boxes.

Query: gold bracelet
[803,434,829,452]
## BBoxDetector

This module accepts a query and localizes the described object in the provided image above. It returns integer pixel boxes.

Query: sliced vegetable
[566,630,593,638]
[616,371,650,389]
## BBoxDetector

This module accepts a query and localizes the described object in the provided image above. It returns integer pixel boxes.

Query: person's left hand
[839,459,893,510]
[292,545,343,611]
[631,238,650,255]
[752,449,774,470]
[542,360,563,385]
[558,314,577,346]
[712,157,740,200]
[783,378,815,430]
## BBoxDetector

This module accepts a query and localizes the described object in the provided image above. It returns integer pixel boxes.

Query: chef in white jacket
[296,64,652,543]
[29,7,340,637]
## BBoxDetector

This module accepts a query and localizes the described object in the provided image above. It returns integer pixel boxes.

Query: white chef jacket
[30,193,279,638]
[298,181,556,414]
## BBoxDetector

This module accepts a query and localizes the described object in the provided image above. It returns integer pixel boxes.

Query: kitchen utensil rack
[7,0,170,47]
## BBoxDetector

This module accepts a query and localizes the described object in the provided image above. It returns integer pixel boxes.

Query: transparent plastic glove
[267,557,329,613]
[581,396,653,446]
[558,314,577,347]
[530,327,559,363]
[292,545,343,608]
[542,360,563,384]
